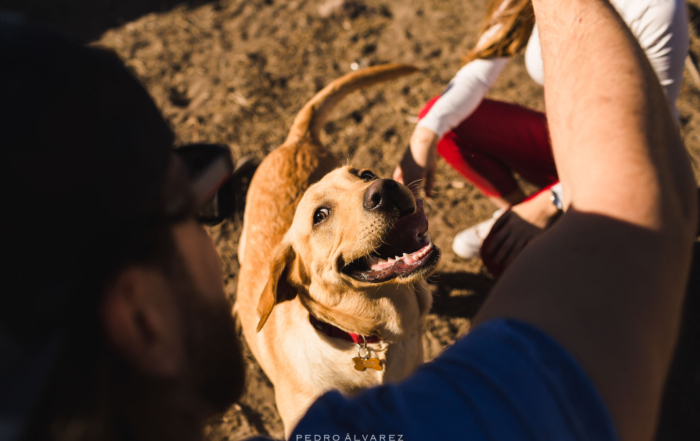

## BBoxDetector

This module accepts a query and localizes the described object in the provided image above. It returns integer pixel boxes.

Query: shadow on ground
[1,0,218,42]
[428,270,494,318]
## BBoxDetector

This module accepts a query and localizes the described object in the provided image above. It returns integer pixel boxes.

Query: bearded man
[0,13,245,441]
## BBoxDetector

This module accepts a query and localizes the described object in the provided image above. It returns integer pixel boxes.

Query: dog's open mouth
[343,199,440,283]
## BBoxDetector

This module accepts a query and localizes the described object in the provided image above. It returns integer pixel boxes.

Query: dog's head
[256,166,440,338]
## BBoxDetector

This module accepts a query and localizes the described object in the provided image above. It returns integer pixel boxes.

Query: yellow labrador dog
[236,64,440,435]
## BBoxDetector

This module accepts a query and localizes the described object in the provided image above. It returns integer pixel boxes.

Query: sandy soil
[7,0,700,439]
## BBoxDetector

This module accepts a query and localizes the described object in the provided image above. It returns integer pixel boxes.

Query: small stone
[318,0,345,18]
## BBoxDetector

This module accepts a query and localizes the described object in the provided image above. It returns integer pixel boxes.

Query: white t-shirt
[418,0,689,137]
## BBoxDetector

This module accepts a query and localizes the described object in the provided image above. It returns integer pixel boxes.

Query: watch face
[550,191,563,211]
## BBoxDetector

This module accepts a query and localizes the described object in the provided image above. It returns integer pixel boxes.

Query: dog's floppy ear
[256,243,306,332]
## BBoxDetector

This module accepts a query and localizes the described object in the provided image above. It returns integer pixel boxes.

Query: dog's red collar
[308,314,382,344]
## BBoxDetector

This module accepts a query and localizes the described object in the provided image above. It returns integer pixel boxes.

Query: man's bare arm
[473,1,697,441]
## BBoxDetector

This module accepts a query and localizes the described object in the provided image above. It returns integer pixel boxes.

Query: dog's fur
[236,64,438,434]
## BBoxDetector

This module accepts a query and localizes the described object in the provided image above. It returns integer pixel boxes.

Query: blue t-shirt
[282,319,617,441]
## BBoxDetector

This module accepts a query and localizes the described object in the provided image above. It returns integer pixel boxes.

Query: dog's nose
[363,179,416,215]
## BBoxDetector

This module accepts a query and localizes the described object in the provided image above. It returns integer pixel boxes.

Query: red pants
[420,96,558,198]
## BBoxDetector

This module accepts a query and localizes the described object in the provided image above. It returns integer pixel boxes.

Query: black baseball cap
[2,10,241,333]
[2,10,179,331]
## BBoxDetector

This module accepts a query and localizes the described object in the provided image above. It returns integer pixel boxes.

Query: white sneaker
[452,208,506,259]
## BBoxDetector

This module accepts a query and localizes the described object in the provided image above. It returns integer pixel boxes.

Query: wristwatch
[550,188,564,211]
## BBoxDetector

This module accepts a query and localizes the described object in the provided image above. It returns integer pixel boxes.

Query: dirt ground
[6,0,700,439]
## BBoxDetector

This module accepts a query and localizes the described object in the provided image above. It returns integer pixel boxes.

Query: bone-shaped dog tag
[353,357,383,371]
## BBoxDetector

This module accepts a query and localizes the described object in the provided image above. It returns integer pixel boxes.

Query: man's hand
[393,126,438,197]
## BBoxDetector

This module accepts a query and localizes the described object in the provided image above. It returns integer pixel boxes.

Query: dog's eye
[359,170,376,181]
[313,208,330,225]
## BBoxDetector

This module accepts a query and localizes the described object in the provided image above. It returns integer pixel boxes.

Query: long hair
[463,0,535,65]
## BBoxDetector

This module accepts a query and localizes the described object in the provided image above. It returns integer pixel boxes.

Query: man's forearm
[533,0,695,228]
[474,1,697,441]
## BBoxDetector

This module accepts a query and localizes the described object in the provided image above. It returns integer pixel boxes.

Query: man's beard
[112,260,246,441]
[22,245,246,441]
[179,284,245,414]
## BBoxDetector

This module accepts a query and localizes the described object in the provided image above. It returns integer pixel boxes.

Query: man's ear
[256,243,307,332]
[101,267,183,376]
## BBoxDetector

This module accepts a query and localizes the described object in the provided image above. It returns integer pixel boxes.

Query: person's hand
[481,189,562,277]
[510,189,561,230]
[393,126,438,197]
